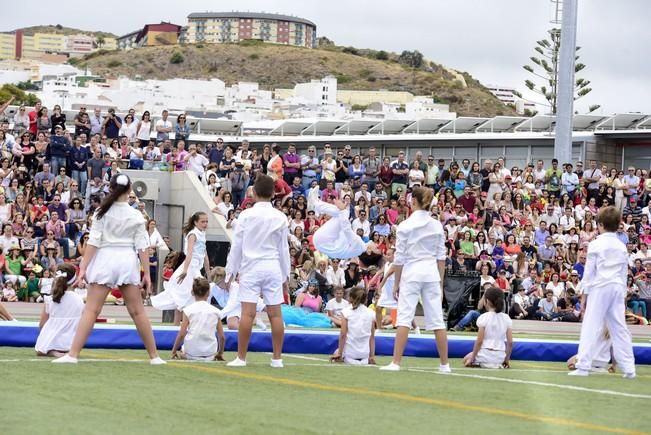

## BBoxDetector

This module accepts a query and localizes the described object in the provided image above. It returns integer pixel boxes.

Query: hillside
[17,25,116,39]
[78,42,515,117]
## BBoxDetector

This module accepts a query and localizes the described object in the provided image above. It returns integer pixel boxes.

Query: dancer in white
[330,287,376,365]
[35,264,84,357]
[151,212,210,325]
[569,206,635,378]
[225,175,290,368]
[53,174,164,365]
[171,278,225,361]
[312,198,367,259]
[381,187,450,372]
[210,267,266,331]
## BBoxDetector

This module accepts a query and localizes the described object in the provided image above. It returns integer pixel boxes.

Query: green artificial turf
[1,348,649,435]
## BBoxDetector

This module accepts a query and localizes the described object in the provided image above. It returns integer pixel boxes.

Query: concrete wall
[122,170,231,255]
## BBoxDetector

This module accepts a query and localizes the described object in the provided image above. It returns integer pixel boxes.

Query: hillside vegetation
[17,25,116,39]
[77,41,514,117]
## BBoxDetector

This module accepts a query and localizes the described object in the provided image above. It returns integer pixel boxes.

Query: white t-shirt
[325,298,351,319]
[186,153,209,178]
[136,121,152,141]
[342,305,375,360]
[476,311,512,351]
[182,300,222,357]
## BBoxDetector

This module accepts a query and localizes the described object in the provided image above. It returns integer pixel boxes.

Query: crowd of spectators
[1,103,649,330]
[0,103,170,304]
[206,141,651,328]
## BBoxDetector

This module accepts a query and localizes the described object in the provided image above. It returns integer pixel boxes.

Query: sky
[4,0,650,114]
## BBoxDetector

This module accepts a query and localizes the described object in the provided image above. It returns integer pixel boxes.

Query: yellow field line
[168,362,647,435]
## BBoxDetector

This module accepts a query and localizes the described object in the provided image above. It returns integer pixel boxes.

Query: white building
[487,84,537,114]
[405,96,454,118]
[293,75,337,106]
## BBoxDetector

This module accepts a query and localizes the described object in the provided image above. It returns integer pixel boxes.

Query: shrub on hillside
[107,60,122,68]
[170,52,184,64]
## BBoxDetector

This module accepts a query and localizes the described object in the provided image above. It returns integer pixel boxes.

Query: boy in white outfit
[569,206,636,378]
[225,174,290,368]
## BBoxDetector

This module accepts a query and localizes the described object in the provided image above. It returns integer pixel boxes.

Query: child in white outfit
[464,287,513,369]
[172,278,225,361]
[225,175,290,368]
[35,264,84,357]
[570,206,636,378]
[331,287,376,365]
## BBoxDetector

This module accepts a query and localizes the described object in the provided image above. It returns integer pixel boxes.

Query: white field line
[407,368,651,400]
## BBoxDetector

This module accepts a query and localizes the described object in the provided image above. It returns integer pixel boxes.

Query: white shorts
[238,263,284,306]
[396,280,445,330]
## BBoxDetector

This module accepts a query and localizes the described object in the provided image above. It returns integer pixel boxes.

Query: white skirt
[475,348,506,369]
[86,246,141,288]
[376,287,398,309]
[34,317,80,354]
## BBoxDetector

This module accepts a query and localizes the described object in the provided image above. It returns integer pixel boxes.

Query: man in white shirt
[325,260,346,287]
[559,208,576,233]
[561,163,579,200]
[533,160,546,182]
[354,183,372,203]
[583,160,602,200]
[351,210,371,239]
[184,144,209,179]
[155,110,173,143]
[225,175,289,368]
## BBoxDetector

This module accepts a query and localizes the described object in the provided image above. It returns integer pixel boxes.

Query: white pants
[575,286,635,374]
[396,280,445,330]
[238,261,284,306]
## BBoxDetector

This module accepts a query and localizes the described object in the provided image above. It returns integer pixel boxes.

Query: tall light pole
[553,0,578,163]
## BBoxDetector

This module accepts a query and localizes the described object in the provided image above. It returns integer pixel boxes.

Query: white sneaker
[150,357,166,365]
[379,362,401,371]
[52,355,78,364]
[439,363,452,374]
[227,357,247,367]
[623,372,636,380]
[568,369,590,376]
[270,359,284,368]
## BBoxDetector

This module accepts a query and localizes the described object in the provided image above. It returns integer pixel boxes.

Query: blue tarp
[2,322,650,363]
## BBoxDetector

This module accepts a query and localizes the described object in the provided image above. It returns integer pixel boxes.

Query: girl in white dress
[312,198,367,259]
[171,278,225,361]
[53,174,164,365]
[151,212,210,325]
[35,264,84,357]
[463,287,513,369]
[376,249,420,333]
[210,267,266,331]
[330,287,376,365]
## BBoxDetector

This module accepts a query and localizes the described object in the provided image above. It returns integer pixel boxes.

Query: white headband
[55,270,77,285]
[116,174,129,186]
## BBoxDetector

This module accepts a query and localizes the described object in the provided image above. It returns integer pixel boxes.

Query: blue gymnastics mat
[2,322,650,364]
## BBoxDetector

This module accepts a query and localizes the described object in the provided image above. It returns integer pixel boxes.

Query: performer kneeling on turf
[53,174,164,365]
[463,287,513,369]
[380,187,450,372]
[330,287,376,365]
[569,206,635,378]
[225,174,290,368]
[35,264,84,357]
[171,277,225,361]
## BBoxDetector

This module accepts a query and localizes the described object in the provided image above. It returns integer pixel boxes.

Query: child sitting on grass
[35,264,84,357]
[463,287,513,369]
[171,277,225,361]
[330,287,376,365]
[325,286,350,327]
